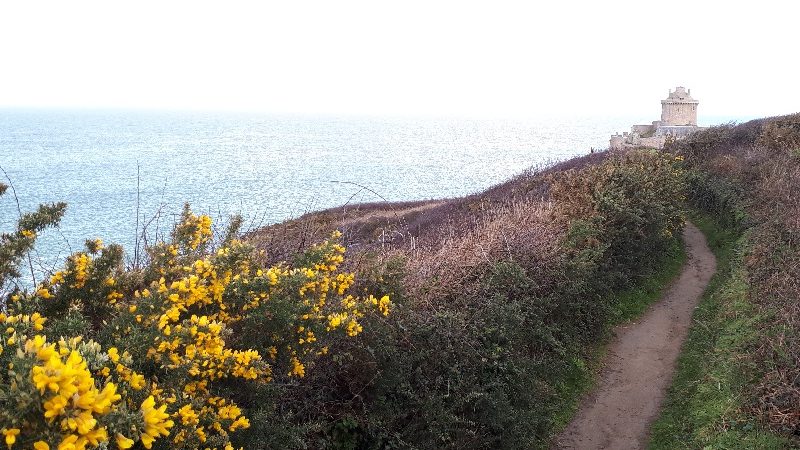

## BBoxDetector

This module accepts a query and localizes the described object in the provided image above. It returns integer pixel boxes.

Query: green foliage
[684,170,748,230]
[551,150,686,281]
[0,182,66,288]
[757,116,800,153]
[608,237,685,325]
[549,150,687,338]
[248,150,690,449]
[0,148,692,449]
[649,211,788,449]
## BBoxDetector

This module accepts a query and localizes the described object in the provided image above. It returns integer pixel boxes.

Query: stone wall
[656,126,698,137]
[637,136,667,148]
[631,124,655,135]
[610,135,625,149]
[609,133,667,150]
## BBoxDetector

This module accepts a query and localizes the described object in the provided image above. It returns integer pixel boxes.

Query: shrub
[0,190,391,450]
[663,113,800,442]
[0,148,688,449]
[549,150,687,288]
[248,150,688,449]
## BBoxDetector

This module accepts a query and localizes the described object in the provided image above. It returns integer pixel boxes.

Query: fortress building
[610,86,702,150]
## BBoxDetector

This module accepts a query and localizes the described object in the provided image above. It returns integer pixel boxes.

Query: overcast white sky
[1,1,797,119]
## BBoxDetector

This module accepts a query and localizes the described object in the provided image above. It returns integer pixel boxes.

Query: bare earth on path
[555,222,717,449]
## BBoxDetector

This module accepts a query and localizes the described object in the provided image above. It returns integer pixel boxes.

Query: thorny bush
[0,194,391,450]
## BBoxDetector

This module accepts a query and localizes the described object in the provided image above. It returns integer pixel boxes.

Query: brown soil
[554,222,717,449]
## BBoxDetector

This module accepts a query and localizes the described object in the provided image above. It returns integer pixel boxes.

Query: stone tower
[660,86,698,126]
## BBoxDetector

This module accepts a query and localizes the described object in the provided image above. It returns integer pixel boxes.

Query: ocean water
[0,109,712,274]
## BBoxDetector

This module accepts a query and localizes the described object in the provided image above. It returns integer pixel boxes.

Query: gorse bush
[1,149,686,449]
[0,192,391,450]
[544,150,687,340]
[550,150,686,285]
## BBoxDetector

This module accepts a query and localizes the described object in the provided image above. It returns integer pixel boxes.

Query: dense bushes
[0,199,390,449]
[246,150,687,448]
[1,150,686,449]
[664,113,800,442]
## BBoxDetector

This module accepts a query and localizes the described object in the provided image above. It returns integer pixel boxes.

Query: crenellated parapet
[661,86,699,126]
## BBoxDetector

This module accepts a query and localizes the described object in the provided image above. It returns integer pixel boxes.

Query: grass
[648,212,789,449]
[550,236,687,440]
[609,237,687,325]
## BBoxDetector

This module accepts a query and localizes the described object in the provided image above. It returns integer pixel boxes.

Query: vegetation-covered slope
[245,150,687,449]
[652,113,800,448]
[2,149,688,449]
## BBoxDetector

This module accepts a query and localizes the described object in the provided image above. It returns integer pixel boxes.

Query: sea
[0,109,745,279]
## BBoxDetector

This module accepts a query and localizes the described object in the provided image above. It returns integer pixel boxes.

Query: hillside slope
[247,150,687,449]
[652,113,800,448]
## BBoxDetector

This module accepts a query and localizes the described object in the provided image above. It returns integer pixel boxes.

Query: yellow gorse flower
[115,433,134,449]
[2,210,390,449]
[140,396,174,449]
[2,428,20,447]
[18,335,121,448]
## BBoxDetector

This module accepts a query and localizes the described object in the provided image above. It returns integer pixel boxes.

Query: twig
[330,180,401,222]
[134,163,141,269]
[0,165,37,286]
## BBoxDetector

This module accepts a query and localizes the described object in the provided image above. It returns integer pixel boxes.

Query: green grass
[550,237,687,440]
[609,237,687,326]
[648,212,790,449]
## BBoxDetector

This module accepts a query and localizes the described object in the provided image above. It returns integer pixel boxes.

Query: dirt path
[555,222,717,449]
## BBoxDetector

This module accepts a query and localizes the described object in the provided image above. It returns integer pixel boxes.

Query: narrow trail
[555,222,717,449]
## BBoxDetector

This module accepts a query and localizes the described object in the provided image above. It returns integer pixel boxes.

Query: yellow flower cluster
[370,294,392,317]
[70,254,89,288]
[1,208,390,449]
[1,311,46,353]
[323,294,389,337]
[175,210,213,251]
[0,335,141,450]
[0,325,177,449]
[140,396,173,448]
[149,313,268,383]
[29,336,120,447]
[100,347,146,390]
[45,249,122,307]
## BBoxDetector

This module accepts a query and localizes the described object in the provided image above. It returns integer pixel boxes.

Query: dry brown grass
[244,153,613,309]
[400,200,562,305]
[247,184,564,318]
[248,151,609,255]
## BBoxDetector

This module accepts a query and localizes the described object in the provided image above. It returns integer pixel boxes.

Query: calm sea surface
[0,109,735,274]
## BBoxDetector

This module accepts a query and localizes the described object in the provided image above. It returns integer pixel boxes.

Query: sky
[1,1,798,119]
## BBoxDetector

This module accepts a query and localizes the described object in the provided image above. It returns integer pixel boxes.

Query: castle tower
[660,86,699,126]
